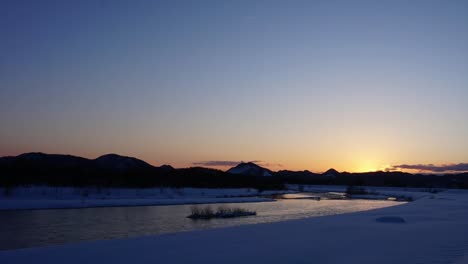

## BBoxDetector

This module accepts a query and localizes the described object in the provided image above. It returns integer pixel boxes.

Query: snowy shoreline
[0,185,438,211]
[0,185,434,211]
[0,197,277,211]
[1,189,467,263]
[0,186,288,211]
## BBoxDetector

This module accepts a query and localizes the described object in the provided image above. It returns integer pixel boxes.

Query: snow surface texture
[0,187,288,210]
[1,189,468,263]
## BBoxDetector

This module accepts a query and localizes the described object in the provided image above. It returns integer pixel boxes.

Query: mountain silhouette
[1,153,467,189]
[227,162,272,177]
[323,168,340,177]
[95,154,154,170]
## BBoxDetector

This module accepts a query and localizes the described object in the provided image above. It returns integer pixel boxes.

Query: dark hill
[95,154,154,170]
[227,162,273,177]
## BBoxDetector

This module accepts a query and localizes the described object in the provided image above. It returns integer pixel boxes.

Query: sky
[1,0,468,173]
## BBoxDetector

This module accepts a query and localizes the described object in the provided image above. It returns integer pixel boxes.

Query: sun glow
[355,161,384,173]
[357,166,378,173]
[356,164,396,173]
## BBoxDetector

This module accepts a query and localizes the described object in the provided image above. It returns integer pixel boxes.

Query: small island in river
[188,205,257,219]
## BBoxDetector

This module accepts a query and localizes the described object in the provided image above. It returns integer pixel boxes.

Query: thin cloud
[388,163,468,173]
[192,160,282,168]
[192,161,242,167]
[259,162,283,168]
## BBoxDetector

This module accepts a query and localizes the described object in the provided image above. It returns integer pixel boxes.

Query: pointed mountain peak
[227,162,272,177]
[323,168,339,176]
[160,164,174,170]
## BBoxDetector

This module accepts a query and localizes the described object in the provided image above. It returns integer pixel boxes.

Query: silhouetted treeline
[1,153,467,189]
[276,170,468,189]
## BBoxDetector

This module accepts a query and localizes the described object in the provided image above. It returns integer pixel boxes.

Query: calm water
[0,197,401,250]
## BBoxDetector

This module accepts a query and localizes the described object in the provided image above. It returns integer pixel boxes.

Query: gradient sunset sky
[1,0,467,173]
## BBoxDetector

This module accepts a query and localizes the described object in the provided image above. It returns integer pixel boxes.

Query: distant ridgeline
[0,153,467,189]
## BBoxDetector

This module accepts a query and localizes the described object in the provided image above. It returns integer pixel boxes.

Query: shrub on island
[188,205,256,219]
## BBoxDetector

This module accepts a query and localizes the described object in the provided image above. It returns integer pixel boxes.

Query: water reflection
[0,198,402,250]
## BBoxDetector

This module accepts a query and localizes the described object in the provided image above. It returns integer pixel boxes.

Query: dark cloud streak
[192,160,282,168]
[389,163,468,173]
[192,160,260,167]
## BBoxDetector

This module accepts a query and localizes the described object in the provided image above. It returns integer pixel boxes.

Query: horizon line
[2,151,468,175]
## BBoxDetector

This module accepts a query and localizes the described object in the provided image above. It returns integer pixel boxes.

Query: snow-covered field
[0,186,290,210]
[1,188,468,263]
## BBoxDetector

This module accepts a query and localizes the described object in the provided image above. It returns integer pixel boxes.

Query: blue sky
[1,0,467,172]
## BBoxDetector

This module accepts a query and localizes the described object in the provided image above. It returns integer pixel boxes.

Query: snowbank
[0,185,442,210]
[0,197,276,210]
[0,186,287,210]
[1,190,467,263]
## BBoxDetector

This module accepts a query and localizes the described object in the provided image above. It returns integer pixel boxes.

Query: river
[0,195,401,250]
